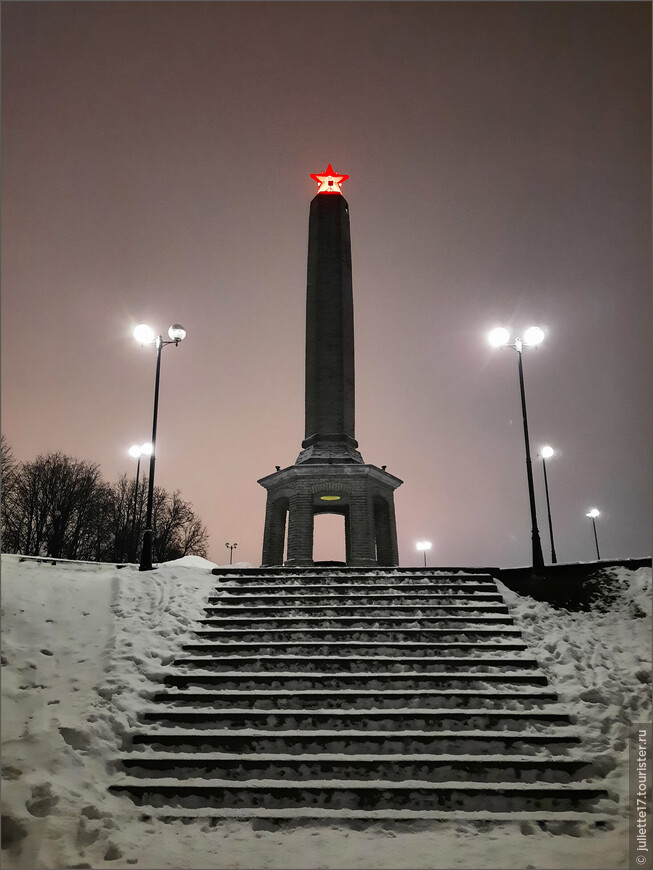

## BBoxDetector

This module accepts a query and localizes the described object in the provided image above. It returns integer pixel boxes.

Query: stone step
[116,751,597,783]
[121,806,616,826]
[162,670,550,690]
[207,592,506,604]
[197,615,515,627]
[109,777,607,812]
[203,604,510,616]
[213,570,494,577]
[139,708,572,731]
[181,641,529,655]
[171,655,539,673]
[192,627,523,641]
[128,728,583,754]
[213,582,499,593]
[151,688,559,710]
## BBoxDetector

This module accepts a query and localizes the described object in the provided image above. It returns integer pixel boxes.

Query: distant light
[168,324,186,342]
[134,324,156,344]
[586,508,600,518]
[141,442,153,456]
[128,445,141,458]
[541,445,555,459]
[310,163,349,195]
[320,495,341,501]
[416,541,432,551]
[488,327,510,347]
[523,326,545,346]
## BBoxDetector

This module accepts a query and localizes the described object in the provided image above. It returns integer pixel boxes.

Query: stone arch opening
[313,512,347,564]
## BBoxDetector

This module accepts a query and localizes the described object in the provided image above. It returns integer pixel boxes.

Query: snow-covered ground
[1,554,650,869]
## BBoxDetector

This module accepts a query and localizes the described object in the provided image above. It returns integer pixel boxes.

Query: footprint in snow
[1,814,28,849]
[59,726,91,750]
[2,766,23,781]
[25,783,59,817]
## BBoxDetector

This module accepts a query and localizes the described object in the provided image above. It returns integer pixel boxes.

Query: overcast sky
[2,1,650,568]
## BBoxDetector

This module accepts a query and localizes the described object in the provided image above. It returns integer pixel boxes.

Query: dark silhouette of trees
[1,440,209,563]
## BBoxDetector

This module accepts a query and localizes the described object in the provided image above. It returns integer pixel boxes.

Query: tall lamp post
[225,542,238,565]
[488,326,546,574]
[586,508,601,560]
[128,442,153,562]
[539,445,558,564]
[134,323,187,571]
[416,541,432,568]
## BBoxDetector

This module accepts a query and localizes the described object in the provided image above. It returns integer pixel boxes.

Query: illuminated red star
[310,163,349,194]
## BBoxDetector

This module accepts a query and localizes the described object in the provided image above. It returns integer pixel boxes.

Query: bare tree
[1,435,19,551]
[151,488,209,562]
[1,447,210,563]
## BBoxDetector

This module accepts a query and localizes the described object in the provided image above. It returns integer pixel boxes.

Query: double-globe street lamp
[586,508,601,560]
[539,445,558,564]
[225,542,238,565]
[134,323,187,571]
[488,326,546,574]
[128,442,153,561]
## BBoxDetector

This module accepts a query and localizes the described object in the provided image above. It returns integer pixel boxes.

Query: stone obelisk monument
[258,165,402,566]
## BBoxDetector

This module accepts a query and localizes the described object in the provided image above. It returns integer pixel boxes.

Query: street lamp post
[586,508,601,560]
[225,542,238,565]
[134,323,187,571]
[539,445,558,564]
[488,326,546,574]
[416,541,432,568]
[128,442,153,562]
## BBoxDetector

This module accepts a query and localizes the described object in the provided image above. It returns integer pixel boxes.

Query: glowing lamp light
[129,442,152,459]
[320,495,341,501]
[134,324,156,345]
[540,445,555,459]
[310,163,349,195]
[523,326,545,346]
[168,324,186,342]
[416,541,432,552]
[586,508,600,518]
[488,327,511,347]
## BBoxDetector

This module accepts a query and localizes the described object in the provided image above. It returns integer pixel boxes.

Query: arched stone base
[258,464,402,567]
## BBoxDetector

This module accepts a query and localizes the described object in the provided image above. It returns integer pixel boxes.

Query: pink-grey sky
[2,1,651,567]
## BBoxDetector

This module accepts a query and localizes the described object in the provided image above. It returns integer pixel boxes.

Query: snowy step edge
[123,806,616,822]
[171,654,537,663]
[191,628,523,635]
[207,587,505,606]
[152,687,556,697]
[203,604,510,611]
[212,584,500,592]
[180,641,528,649]
[162,669,548,679]
[128,727,582,739]
[197,615,514,623]
[138,706,569,717]
[110,776,608,793]
[114,751,595,764]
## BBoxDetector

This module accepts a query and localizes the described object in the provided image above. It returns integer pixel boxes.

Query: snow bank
[496,567,652,815]
[160,554,219,569]
[1,555,649,868]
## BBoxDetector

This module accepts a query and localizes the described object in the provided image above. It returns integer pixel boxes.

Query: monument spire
[258,165,402,567]
[297,164,361,464]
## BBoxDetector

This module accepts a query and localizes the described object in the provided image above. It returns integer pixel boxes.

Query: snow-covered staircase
[111,568,614,823]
